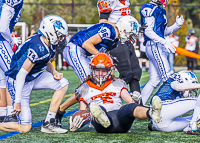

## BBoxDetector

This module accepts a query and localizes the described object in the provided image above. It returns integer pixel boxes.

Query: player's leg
[32,72,69,133]
[55,43,91,126]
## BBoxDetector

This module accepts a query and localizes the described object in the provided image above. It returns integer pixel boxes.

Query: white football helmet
[116,15,139,44]
[177,70,198,97]
[38,15,68,45]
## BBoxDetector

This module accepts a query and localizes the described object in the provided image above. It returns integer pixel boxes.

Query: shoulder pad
[112,79,127,89]
[75,82,90,101]
[140,3,158,17]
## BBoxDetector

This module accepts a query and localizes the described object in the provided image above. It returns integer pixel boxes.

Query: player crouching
[70,53,162,133]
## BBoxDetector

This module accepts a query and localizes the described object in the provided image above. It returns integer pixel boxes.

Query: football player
[148,71,200,133]
[140,0,184,105]
[0,15,69,133]
[0,0,23,122]
[97,0,142,94]
[69,53,162,133]
[56,15,140,127]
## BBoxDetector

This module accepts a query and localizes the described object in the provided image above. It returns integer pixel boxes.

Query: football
[72,110,91,124]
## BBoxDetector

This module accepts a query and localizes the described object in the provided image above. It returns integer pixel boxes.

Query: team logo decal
[54,21,65,30]
[130,22,138,32]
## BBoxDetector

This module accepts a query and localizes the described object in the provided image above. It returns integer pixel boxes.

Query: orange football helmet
[90,53,113,86]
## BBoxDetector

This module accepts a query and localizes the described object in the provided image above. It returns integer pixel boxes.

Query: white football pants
[7,71,69,125]
[63,42,91,82]
[141,41,171,104]
[152,97,197,132]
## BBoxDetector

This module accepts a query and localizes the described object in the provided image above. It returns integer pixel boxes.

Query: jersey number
[98,0,108,10]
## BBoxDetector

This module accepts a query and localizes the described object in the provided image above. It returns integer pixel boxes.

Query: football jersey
[70,23,119,56]
[0,0,23,40]
[185,36,198,51]
[5,34,55,82]
[97,0,130,23]
[140,2,167,45]
[75,79,127,112]
[152,73,184,102]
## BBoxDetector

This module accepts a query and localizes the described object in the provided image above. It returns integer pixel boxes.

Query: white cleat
[183,122,197,134]
[41,118,68,134]
[150,96,162,123]
[90,102,111,128]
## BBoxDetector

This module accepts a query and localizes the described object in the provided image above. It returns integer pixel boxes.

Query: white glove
[69,115,85,132]
[176,15,184,26]
[183,90,191,98]
[10,37,22,47]
[130,91,141,103]
[163,40,176,53]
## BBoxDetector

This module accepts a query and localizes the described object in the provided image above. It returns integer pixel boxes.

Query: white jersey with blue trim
[5,34,55,82]
[0,0,23,41]
[69,23,119,56]
[140,2,167,45]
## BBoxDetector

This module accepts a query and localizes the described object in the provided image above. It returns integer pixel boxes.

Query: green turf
[1,69,200,142]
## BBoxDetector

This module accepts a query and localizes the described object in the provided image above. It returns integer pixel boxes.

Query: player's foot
[0,116,5,123]
[183,122,197,134]
[3,115,18,123]
[149,96,162,123]
[90,102,110,128]
[41,118,68,134]
[55,108,65,127]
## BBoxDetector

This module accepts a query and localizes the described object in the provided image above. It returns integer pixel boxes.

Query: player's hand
[12,103,21,116]
[12,37,22,46]
[176,15,184,26]
[69,115,85,132]
[163,41,176,53]
[53,72,63,80]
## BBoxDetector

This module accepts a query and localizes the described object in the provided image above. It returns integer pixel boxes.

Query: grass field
[1,69,200,142]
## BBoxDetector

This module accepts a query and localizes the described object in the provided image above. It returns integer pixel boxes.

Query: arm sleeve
[171,81,200,91]
[164,22,181,36]
[144,16,166,44]
[0,4,15,43]
[15,68,29,103]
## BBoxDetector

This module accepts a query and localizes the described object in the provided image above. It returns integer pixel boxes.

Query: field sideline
[0,69,200,142]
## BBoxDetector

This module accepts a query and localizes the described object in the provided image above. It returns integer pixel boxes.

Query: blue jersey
[0,0,23,40]
[152,73,184,102]
[5,34,55,82]
[70,23,119,56]
[140,3,167,45]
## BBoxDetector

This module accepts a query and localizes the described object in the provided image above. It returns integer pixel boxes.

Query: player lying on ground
[69,53,162,133]
[147,71,200,133]
[0,15,69,133]
[55,15,140,127]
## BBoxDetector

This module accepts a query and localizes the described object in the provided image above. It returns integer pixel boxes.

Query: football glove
[69,115,85,132]
[130,91,142,103]
[163,41,176,53]
[10,37,21,47]
[176,15,184,26]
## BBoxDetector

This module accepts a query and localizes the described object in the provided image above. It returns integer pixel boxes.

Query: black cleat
[3,115,18,123]
[0,116,5,123]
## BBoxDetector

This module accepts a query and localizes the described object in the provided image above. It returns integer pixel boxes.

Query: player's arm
[120,89,134,104]
[13,58,35,115]
[46,61,63,80]
[0,4,15,43]
[171,81,200,91]
[82,34,102,55]
[164,16,184,36]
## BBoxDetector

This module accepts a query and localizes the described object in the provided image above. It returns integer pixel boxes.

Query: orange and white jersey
[97,0,130,23]
[75,79,127,112]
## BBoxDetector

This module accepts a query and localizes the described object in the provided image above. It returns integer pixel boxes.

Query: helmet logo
[130,22,138,32]
[54,21,65,30]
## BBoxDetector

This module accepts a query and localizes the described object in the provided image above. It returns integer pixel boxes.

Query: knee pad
[55,78,69,91]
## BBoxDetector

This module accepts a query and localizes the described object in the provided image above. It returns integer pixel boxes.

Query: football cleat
[3,115,18,123]
[90,102,111,128]
[0,116,5,123]
[149,96,162,123]
[41,118,68,134]
[183,122,197,134]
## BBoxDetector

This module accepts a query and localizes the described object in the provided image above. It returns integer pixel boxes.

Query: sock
[7,106,13,116]
[45,111,56,122]
[190,106,200,124]
[146,109,152,119]
[0,107,7,116]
